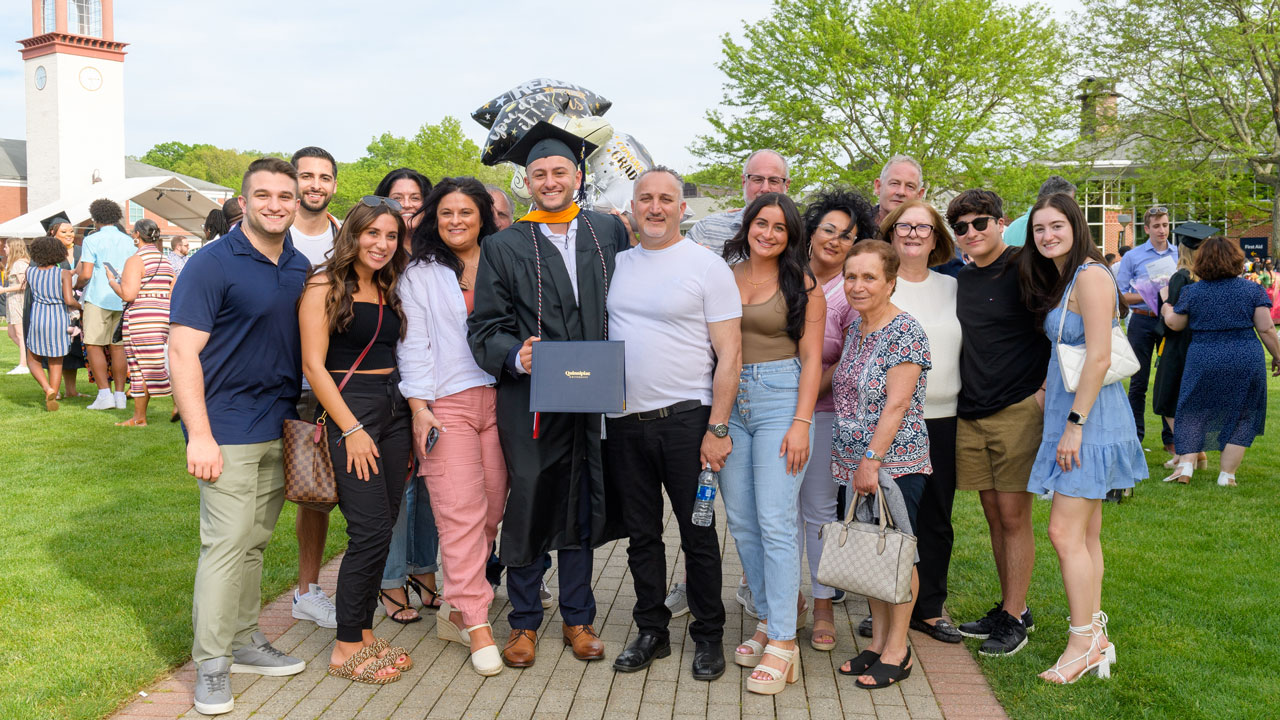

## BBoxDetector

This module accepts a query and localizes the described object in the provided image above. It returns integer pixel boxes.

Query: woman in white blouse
[398,177,507,676]
[878,199,964,644]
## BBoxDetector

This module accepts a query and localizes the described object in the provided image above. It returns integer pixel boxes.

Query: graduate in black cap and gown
[467,122,630,668]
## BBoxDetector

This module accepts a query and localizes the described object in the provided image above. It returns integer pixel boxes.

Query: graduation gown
[468,210,630,567]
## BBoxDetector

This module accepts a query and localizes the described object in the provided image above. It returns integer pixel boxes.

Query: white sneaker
[539,579,553,609]
[6,366,29,375]
[114,391,127,409]
[87,392,115,410]
[292,583,337,628]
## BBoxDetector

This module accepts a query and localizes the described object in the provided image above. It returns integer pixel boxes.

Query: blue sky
[0,0,1083,173]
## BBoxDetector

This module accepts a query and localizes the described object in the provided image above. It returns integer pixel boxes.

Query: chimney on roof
[1077,77,1119,138]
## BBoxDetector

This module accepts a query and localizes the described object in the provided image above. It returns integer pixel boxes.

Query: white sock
[97,388,112,398]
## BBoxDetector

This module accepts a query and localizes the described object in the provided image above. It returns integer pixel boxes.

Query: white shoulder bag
[1055,263,1140,393]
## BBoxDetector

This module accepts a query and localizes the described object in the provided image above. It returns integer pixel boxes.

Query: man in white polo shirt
[605,167,742,681]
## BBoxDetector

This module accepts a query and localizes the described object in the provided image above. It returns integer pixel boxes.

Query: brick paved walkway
[112,500,1007,720]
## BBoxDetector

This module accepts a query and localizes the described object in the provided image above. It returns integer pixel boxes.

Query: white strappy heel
[1093,611,1116,666]
[1163,461,1194,483]
[1040,621,1111,684]
[735,622,769,667]
[746,644,800,695]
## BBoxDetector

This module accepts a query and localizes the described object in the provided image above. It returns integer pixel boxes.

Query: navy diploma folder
[529,341,626,413]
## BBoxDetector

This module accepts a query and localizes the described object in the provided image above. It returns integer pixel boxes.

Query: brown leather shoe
[562,623,605,661]
[503,629,537,668]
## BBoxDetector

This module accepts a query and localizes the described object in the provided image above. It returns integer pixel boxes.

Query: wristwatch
[707,423,729,438]
[864,448,885,462]
[1067,410,1087,426]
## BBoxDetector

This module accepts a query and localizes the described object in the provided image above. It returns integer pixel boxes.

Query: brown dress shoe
[503,629,537,668]
[562,623,605,661]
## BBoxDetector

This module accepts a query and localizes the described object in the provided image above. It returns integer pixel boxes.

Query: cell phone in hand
[103,262,119,278]
[425,427,440,453]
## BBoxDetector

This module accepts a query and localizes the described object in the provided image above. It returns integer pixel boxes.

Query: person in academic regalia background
[467,122,630,669]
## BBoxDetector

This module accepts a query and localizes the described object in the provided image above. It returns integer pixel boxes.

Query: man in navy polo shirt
[170,157,310,716]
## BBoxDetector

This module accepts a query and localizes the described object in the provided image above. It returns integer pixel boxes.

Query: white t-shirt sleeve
[702,256,742,322]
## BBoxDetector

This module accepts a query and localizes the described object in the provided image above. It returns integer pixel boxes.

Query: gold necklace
[746,271,778,287]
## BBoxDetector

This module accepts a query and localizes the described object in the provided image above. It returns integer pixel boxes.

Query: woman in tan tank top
[718,192,825,696]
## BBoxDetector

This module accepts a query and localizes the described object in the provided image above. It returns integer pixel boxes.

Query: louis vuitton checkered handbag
[816,476,916,605]
[283,295,384,513]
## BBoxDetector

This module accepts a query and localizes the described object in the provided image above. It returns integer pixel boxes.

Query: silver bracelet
[340,422,364,439]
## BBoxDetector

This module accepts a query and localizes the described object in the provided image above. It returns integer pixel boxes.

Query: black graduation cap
[1174,222,1218,250]
[40,213,71,234]
[499,121,598,204]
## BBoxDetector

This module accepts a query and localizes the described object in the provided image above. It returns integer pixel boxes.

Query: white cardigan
[396,259,495,403]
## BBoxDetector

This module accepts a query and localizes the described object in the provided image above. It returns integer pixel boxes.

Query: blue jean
[721,358,812,642]
[381,475,440,588]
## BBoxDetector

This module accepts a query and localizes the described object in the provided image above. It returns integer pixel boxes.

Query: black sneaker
[959,603,1035,639]
[857,615,873,638]
[978,612,1028,656]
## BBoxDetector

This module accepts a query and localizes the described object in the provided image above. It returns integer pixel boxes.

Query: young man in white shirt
[288,146,340,629]
[606,167,742,680]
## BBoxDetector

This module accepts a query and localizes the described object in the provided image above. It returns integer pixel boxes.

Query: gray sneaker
[230,631,306,676]
[735,580,758,619]
[539,579,554,609]
[194,657,233,716]
[665,582,690,617]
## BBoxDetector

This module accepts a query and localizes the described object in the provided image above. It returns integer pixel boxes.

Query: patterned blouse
[831,311,932,481]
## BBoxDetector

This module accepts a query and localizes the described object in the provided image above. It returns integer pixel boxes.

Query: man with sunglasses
[688,149,789,256]
[1114,205,1177,458]
[288,147,341,631]
[947,189,1050,657]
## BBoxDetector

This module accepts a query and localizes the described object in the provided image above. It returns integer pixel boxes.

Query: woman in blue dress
[1161,236,1280,487]
[1018,193,1147,685]
[24,236,81,411]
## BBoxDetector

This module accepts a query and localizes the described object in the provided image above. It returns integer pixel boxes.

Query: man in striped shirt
[687,149,790,256]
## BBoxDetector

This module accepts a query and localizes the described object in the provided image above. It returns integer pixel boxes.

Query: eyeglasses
[814,223,854,243]
[950,216,997,236]
[745,174,788,188]
[361,195,403,213]
[892,222,934,238]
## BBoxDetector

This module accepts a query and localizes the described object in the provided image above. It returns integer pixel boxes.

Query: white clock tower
[20,0,127,209]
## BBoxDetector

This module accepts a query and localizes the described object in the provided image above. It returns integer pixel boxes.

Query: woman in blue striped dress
[25,236,81,411]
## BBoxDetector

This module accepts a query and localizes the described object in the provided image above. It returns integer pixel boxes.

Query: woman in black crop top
[299,198,415,685]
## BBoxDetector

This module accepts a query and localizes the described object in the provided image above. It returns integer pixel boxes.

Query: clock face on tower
[79,66,103,91]
[35,66,47,90]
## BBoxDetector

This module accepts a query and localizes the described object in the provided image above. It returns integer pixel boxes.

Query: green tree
[138,142,280,192]
[1080,0,1280,252]
[692,0,1077,200]
[331,117,511,216]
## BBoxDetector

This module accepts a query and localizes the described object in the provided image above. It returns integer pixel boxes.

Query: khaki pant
[191,439,286,663]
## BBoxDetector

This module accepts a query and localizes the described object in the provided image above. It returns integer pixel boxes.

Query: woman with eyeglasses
[867,200,964,646]
[397,177,507,676]
[375,169,433,252]
[798,188,875,652]
[721,192,825,695]
[1019,193,1146,684]
[300,198,414,684]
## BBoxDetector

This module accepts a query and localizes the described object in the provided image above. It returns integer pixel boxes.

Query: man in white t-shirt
[287,146,340,629]
[605,167,742,681]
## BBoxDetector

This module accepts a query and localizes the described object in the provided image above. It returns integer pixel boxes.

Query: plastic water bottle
[692,466,718,527]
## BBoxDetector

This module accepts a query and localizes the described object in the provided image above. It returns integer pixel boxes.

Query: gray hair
[484,184,514,212]
[1037,175,1077,199]
[879,154,923,185]
[637,165,685,191]
[742,149,789,178]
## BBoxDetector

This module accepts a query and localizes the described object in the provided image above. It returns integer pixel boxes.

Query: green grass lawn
[0,335,346,720]
[947,374,1280,719]
[0,331,1277,719]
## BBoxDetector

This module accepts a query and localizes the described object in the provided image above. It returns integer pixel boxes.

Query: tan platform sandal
[746,644,800,695]
[734,622,769,667]
[811,603,836,651]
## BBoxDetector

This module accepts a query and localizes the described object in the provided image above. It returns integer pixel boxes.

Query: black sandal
[837,649,881,676]
[379,587,422,624]
[854,647,912,689]
[406,575,443,611]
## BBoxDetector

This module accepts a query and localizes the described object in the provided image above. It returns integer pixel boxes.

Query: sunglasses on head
[950,215,997,236]
[360,195,403,213]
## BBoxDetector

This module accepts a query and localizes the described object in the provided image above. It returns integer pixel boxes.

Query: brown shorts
[956,393,1043,493]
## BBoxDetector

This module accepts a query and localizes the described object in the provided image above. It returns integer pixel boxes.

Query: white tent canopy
[0,175,220,238]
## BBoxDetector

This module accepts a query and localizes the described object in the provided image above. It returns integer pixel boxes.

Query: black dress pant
[605,405,725,644]
[915,416,957,621]
[327,373,411,643]
[1125,312,1174,446]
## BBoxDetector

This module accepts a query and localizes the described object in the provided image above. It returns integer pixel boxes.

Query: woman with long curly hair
[298,197,414,685]
[721,192,825,695]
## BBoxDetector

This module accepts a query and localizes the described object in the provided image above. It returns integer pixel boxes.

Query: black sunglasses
[360,195,403,213]
[950,216,997,236]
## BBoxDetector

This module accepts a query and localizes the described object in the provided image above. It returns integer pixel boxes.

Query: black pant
[605,405,725,644]
[328,373,411,643]
[914,417,957,621]
[1125,313,1173,446]
[507,463,596,630]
